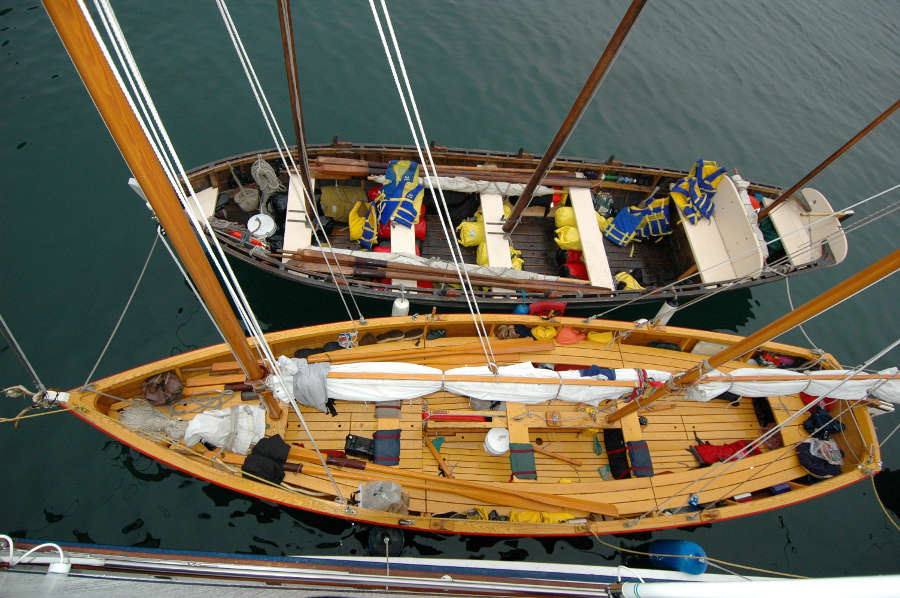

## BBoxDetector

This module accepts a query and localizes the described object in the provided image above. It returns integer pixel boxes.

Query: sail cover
[687,367,900,403]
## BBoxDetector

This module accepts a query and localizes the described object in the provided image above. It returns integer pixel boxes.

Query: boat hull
[61,314,880,537]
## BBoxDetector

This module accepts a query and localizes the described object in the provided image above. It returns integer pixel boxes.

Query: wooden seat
[281,174,313,259]
[568,187,614,289]
[763,188,848,267]
[479,192,513,292]
[186,186,218,222]
[389,220,417,287]
[677,175,764,284]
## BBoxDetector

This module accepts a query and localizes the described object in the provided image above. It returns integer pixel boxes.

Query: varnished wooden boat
[60,312,888,537]
[186,143,850,309]
[29,0,895,543]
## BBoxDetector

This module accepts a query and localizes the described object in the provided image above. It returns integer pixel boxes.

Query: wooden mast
[607,247,900,423]
[757,97,900,222]
[277,0,314,198]
[503,0,647,233]
[43,0,281,417]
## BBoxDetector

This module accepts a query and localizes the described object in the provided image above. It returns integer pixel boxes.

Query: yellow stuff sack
[348,201,369,241]
[531,325,558,341]
[510,247,524,270]
[320,185,366,223]
[476,241,489,266]
[509,510,574,524]
[554,225,582,251]
[587,331,615,344]
[477,244,524,269]
[456,216,485,247]
[615,271,645,290]
[597,213,611,231]
[554,206,576,227]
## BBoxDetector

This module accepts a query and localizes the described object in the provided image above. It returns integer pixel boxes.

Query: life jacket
[634,197,672,239]
[603,207,645,246]
[670,159,726,224]
[376,160,423,229]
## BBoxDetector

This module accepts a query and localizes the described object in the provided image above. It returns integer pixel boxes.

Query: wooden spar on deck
[757,97,900,221]
[277,0,314,198]
[607,247,900,423]
[43,0,281,418]
[274,248,608,292]
[503,0,648,233]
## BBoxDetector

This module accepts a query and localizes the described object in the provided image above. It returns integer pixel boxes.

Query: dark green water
[2,0,899,576]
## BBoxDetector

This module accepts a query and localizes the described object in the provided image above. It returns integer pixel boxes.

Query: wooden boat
[162,0,875,311]
[18,0,895,541]
[188,143,850,309]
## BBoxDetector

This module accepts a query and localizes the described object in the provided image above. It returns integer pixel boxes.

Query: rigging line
[871,477,900,533]
[156,228,227,347]
[214,0,366,326]
[0,314,46,394]
[879,419,900,448]
[81,232,159,388]
[701,396,869,510]
[785,276,820,351]
[368,0,494,363]
[89,1,343,502]
[100,0,314,380]
[637,339,900,522]
[209,6,359,502]
[588,180,900,321]
[658,196,900,324]
[91,0,264,377]
[369,0,496,367]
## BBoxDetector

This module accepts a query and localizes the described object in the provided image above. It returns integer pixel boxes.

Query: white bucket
[247,214,277,240]
[483,428,510,456]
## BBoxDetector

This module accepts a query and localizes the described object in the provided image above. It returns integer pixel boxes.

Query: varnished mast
[503,0,648,233]
[42,0,280,417]
[277,0,314,199]
[757,97,900,221]
[607,247,900,423]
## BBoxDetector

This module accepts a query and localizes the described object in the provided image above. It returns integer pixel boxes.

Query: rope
[0,408,66,425]
[589,530,806,579]
[86,0,347,503]
[0,313,47,394]
[81,232,158,387]
[632,338,899,524]
[368,0,498,370]
[871,476,900,533]
[214,0,367,327]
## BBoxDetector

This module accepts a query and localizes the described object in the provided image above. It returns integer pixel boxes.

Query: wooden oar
[288,445,618,517]
[307,337,555,364]
[286,461,574,513]
[425,438,454,478]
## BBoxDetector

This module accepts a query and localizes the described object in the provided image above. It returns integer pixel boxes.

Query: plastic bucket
[483,428,510,456]
[247,214,277,240]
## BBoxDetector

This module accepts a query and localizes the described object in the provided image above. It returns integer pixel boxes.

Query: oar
[288,445,618,517]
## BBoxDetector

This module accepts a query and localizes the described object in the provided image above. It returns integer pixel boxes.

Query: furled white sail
[688,367,900,403]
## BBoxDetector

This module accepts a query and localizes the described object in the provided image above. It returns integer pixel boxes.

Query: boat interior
[183,145,848,307]
[75,313,878,536]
